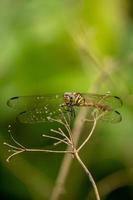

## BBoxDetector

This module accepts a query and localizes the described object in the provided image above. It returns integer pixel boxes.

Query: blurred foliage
[0,0,133,200]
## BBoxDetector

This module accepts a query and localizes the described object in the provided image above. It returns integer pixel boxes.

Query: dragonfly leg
[60,104,75,118]
[70,106,75,118]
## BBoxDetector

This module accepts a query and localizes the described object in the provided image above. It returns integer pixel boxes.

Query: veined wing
[76,106,122,123]
[17,108,63,123]
[100,110,122,123]
[7,94,65,123]
[82,93,122,110]
[7,93,122,123]
[73,92,122,123]
[7,94,64,109]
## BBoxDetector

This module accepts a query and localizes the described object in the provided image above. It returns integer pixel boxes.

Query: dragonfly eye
[64,94,71,104]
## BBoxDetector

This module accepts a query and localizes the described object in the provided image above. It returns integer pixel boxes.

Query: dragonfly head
[63,92,84,106]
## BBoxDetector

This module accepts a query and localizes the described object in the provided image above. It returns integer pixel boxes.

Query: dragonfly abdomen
[82,102,112,112]
[93,103,112,111]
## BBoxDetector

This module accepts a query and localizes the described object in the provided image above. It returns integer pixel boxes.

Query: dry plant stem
[42,134,69,145]
[4,142,73,154]
[54,139,67,146]
[74,151,100,200]
[51,128,71,144]
[4,142,73,163]
[77,118,97,152]
[87,168,133,200]
[50,109,95,200]
[74,117,100,200]
[6,149,25,163]
[25,148,73,154]
[5,112,100,198]
[77,112,106,153]
[4,118,74,162]
[50,110,98,200]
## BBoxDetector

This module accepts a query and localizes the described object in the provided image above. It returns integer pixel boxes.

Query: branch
[77,117,97,152]
[4,122,74,163]
[42,134,69,146]
[4,141,73,163]
[87,168,133,200]
[74,151,100,200]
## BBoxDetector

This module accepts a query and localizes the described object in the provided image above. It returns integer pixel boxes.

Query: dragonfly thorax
[63,92,85,106]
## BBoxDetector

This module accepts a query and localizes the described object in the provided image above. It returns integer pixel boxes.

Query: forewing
[7,94,65,123]
[7,94,63,110]
[82,93,122,110]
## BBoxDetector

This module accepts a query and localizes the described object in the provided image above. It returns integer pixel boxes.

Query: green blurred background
[0,0,133,200]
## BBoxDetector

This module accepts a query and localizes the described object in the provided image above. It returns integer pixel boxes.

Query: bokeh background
[0,0,133,200]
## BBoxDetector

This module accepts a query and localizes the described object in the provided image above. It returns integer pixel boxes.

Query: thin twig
[58,128,72,145]
[87,168,133,200]
[50,128,71,144]
[74,151,100,200]
[42,134,69,145]
[49,116,73,136]
[25,148,73,154]
[59,109,73,141]
[77,117,97,152]
[6,149,25,163]
[4,141,73,163]
[53,139,68,146]
[9,132,25,149]
[3,142,22,151]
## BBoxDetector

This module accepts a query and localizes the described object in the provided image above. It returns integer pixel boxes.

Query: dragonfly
[7,92,123,123]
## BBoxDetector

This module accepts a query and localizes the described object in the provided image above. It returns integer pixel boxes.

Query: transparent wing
[7,94,65,123]
[76,93,122,123]
[7,94,64,110]
[17,108,62,123]
[100,110,122,123]
[82,93,123,110]
[74,106,122,123]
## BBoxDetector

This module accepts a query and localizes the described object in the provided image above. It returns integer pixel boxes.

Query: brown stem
[87,168,133,200]
[77,118,97,152]
[74,151,100,200]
